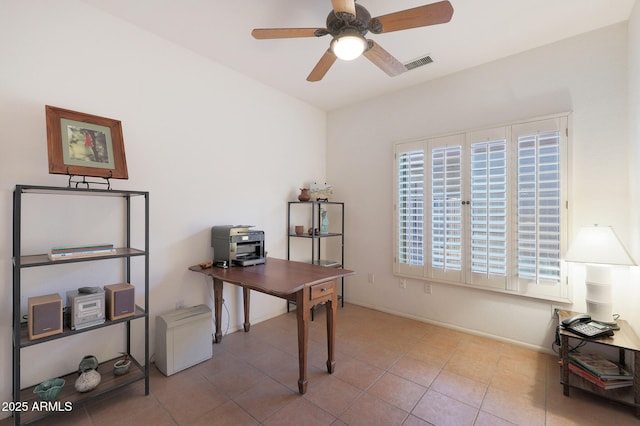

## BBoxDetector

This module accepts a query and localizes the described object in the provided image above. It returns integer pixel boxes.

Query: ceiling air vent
[404,55,434,71]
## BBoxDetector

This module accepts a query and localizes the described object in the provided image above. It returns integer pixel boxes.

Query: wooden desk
[189,257,355,394]
[558,310,640,417]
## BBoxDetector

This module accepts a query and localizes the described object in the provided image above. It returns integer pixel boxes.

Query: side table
[558,309,640,418]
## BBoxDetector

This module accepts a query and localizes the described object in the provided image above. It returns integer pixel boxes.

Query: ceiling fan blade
[373,0,453,34]
[363,40,406,77]
[251,28,324,39]
[307,50,337,82]
[331,0,356,18]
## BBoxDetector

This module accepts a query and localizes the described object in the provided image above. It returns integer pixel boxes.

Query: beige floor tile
[159,378,229,424]
[431,369,488,408]
[206,360,270,398]
[302,376,362,417]
[332,355,385,390]
[443,351,497,384]
[389,355,442,387]
[474,411,518,425]
[339,393,408,426]
[352,341,404,370]
[190,400,258,426]
[262,397,336,426]
[401,414,432,426]
[367,372,427,412]
[481,386,546,426]
[490,366,546,403]
[232,376,298,422]
[405,338,456,368]
[412,389,479,426]
[244,344,299,374]
[454,339,503,364]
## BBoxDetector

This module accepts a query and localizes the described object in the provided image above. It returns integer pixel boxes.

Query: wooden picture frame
[45,105,128,179]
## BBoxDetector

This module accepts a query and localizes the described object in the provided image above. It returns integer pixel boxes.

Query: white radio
[67,288,106,330]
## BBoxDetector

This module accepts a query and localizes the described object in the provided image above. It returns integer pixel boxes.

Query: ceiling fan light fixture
[330,32,367,61]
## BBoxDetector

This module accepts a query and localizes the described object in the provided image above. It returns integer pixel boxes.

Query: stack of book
[568,352,633,390]
[49,243,116,261]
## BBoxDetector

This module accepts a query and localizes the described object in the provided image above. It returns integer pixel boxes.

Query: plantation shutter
[394,141,426,277]
[467,127,509,289]
[429,134,464,282]
[513,117,567,297]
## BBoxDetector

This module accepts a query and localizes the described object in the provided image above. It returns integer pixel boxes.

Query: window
[393,114,569,301]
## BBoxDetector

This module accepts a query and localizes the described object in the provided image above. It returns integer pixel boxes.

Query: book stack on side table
[568,352,633,390]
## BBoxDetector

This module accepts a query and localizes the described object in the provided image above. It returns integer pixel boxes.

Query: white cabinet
[156,305,212,376]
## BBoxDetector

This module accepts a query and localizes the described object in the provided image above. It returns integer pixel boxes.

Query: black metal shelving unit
[286,201,345,313]
[12,185,149,425]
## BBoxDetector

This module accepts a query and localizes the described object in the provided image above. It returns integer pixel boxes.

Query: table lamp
[564,225,636,324]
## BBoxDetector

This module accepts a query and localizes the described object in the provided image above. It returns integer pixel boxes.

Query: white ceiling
[80,0,635,111]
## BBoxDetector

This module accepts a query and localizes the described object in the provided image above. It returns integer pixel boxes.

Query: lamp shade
[565,225,637,266]
[330,33,367,61]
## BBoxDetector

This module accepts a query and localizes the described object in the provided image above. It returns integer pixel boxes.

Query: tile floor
[3,303,639,425]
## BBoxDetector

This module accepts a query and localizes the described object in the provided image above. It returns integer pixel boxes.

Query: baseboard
[350,301,554,355]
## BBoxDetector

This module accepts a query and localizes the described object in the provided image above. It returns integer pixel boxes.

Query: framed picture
[45,105,128,179]
[310,182,333,201]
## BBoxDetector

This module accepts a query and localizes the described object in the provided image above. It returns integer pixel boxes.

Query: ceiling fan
[251,0,454,82]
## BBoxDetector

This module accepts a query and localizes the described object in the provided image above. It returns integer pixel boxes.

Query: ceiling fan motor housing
[325,3,382,38]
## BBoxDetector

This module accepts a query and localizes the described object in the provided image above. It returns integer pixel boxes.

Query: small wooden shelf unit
[558,309,640,418]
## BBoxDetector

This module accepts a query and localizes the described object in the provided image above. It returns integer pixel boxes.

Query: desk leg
[561,334,570,396]
[243,287,251,332]
[326,292,337,374]
[296,290,309,394]
[212,278,223,343]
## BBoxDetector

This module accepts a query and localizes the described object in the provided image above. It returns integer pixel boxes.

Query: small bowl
[113,359,131,376]
[33,378,65,401]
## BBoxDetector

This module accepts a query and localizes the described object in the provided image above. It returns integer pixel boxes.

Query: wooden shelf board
[18,248,146,268]
[17,357,146,424]
[19,307,146,348]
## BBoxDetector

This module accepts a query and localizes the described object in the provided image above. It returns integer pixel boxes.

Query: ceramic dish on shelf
[33,378,65,400]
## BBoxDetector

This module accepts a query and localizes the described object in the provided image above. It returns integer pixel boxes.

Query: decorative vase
[78,355,99,374]
[320,206,329,234]
[298,188,310,202]
[74,369,101,393]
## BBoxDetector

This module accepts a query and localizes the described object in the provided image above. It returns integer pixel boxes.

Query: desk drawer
[310,281,335,300]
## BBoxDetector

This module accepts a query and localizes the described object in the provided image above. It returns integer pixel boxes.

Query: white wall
[627,1,640,331]
[327,22,638,351]
[0,0,326,415]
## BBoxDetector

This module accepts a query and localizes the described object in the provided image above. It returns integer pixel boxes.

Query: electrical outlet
[368,272,375,284]
[400,279,407,289]
[424,283,432,294]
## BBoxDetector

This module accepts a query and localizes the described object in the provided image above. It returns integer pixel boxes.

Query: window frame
[393,113,570,302]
